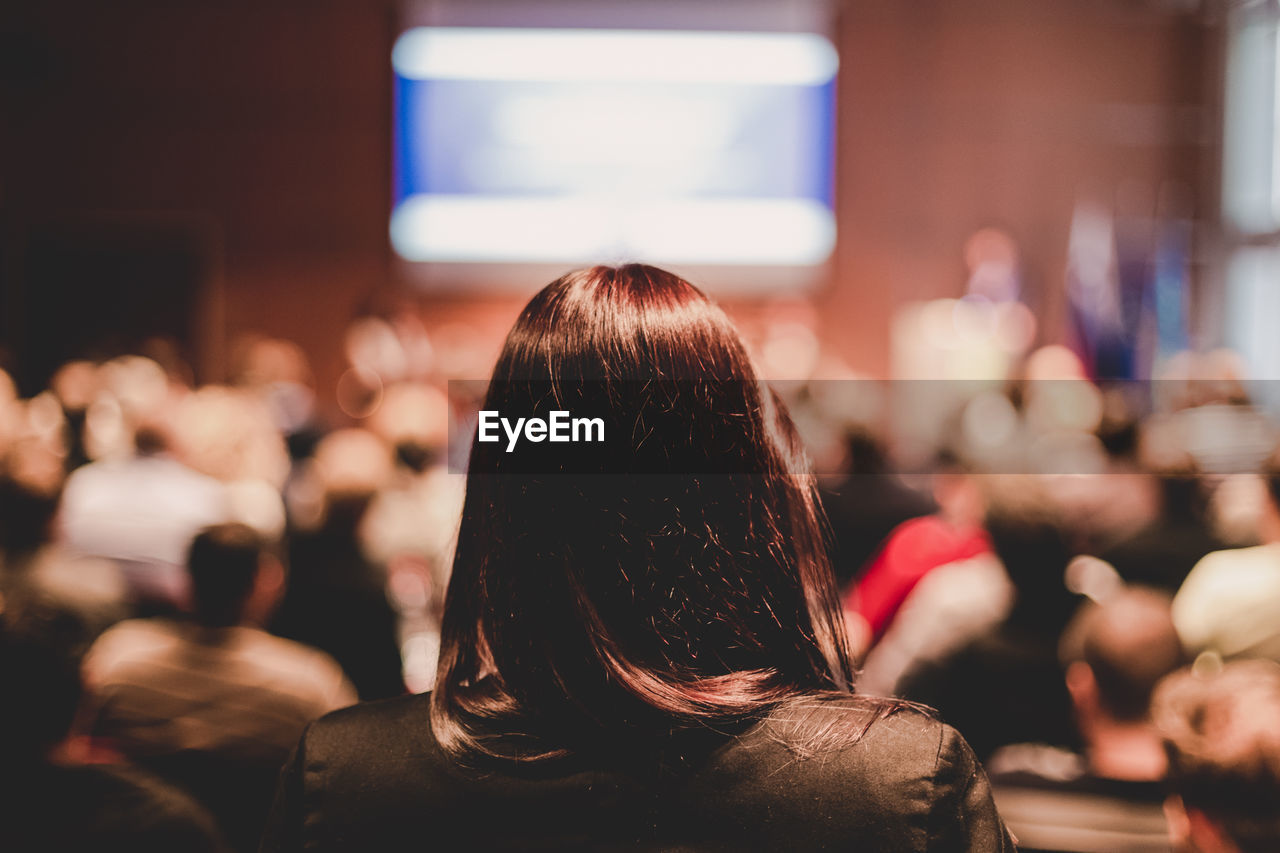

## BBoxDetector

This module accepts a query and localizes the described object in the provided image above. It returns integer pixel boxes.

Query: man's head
[310,428,394,529]
[187,523,283,628]
[0,592,90,763]
[1060,587,1186,729]
[1154,660,1280,853]
[981,477,1078,630]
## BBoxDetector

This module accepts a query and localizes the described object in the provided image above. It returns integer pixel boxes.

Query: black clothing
[272,525,403,701]
[143,750,283,853]
[261,692,1015,852]
[819,474,935,588]
[1096,519,1225,594]
[3,762,225,853]
[898,625,1080,762]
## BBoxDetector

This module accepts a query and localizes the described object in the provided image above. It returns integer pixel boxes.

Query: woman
[261,265,1014,851]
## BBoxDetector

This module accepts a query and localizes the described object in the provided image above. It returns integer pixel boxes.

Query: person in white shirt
[1172,466,1280,661]
[59,424,233,610]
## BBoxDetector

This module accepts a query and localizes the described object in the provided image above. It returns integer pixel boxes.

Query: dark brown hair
[187,523,269,628]
[431,265,858,762]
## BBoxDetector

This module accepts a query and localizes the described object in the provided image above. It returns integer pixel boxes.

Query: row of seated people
[8,498,1278,852]
[2,263,1279,849]
[839,455,1280,851]
[2,427,1280,845]
[1,523,354,852]
[0,346,447,850]
[1,471,1272,853]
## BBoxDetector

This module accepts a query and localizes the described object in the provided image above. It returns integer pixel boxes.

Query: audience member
[49,359,100,471]
[1153,660,1280,853]
[58,417,233,612]
[1172,462,1280,660]
[896,477,1082,759]
[843,452,989,650]
[272,428,406,700]
[360,382,463,691]
[0,452,127,637]
[261,264,1015,852]
[818,426,936,589]
[0,591,225,853]
[82,523,356,852]
[230,335,324,462]
[989,587,1187,852]
[361,381,463,599]
[856,520,1010,696]
[1098,437,1224,593]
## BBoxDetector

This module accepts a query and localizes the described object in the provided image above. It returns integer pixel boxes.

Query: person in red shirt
[844,460,990,653]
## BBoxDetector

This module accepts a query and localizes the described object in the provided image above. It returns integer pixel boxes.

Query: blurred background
[1,0,1264,399]
[8,2,1280,850]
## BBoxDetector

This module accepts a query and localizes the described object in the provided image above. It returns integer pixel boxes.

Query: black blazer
[261,693,1016,852]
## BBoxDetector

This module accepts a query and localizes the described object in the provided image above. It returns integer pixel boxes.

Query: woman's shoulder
[309,690,434,734]
[749,694,988,803]
[314,691,432,728]
[697,694,1012,849]
[300,693,444,777]
[747,692,970,776]
[303,690,963,776]
[279,691,1013,851]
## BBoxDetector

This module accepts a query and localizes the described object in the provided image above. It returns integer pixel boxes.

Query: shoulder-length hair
[431,264,857,762]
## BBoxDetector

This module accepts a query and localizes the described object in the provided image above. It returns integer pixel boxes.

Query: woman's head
[432,265,854,760]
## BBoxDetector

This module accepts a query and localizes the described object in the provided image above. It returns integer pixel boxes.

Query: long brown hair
[431,265,858,761]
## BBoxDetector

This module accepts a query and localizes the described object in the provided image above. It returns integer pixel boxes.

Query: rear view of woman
[262,265,1014,851]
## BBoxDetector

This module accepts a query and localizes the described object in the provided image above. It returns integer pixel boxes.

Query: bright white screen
[391,27,838,287]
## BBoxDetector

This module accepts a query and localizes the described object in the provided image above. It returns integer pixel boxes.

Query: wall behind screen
[0,0,1215,413]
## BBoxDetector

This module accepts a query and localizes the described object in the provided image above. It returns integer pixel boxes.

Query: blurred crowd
[2,301,1280,851]
[810,344,1280,852]
[0,323,464,851]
